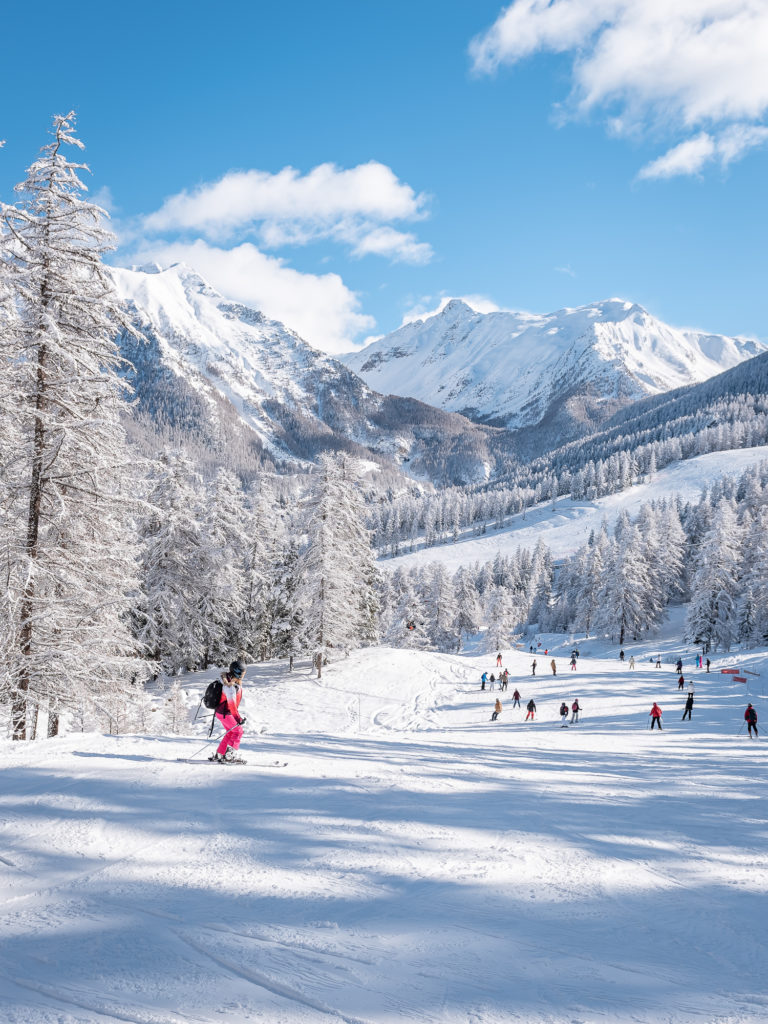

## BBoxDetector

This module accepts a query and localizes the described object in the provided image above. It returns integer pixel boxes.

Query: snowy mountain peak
[344,298,765,435]
[110,263,501,485]
[439,298,477,318]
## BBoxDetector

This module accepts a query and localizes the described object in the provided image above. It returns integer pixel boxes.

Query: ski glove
[237,715,246,726]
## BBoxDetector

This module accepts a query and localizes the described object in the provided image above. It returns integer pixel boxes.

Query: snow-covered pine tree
[741,506,768,644]
[686,499,742,652]
[656,500,688,604]
[425,562,458,651]
[485,585,521,653]
[199,468,249,667]
[528,539,554,629]
[0,112,143,739]
[268,539,305,663]
[298,452,378,676]
[388,573,431,651]
[453,566,481,651]
[137,451,209,674]
[163,680,189,735]
[594,521,657,645]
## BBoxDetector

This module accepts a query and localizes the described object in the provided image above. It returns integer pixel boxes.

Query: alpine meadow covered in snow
[2,2,768,1020]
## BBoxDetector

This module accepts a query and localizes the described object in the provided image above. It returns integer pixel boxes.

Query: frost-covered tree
[390,574,432,651]
[298,453,378,676]
[453,566,481,650]
[685,500,742,652]
[137,451,209,673]
[425,562,458,650]
[198,468,249,666]
[163,680,190,735]
[0,112,143,739]
[485,586,521,653]
[268,539,305,662]
[594,523,657,645]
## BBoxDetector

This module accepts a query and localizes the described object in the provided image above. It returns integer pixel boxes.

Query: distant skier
[481,672,487,691]
[489,673,496,691]
[682,693,694,721]
[655,655,662,668]
[491,698,502,722]
[706,658,711,673]
[501,668,509,690]
[550,658,557,676]
[570,699,581,724]
[559,702,569,727]
[512,688,521,708]
[745,704,758,739]
[619,649,625,662]
[687,680,694,696]
[629,655,635,670]
[649,702,663,730]
[209,659,246,763]
[570,654,577,671]
[531,659,537,676]
[496,652,503,668]
[525,698,536,721]
[677,674,684,690]
[675,658,683,673]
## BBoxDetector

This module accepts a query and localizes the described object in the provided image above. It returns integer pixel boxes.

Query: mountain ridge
[344,297,764,443]
[111,264,504,486]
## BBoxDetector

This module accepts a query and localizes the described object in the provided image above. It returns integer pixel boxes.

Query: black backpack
[203,679,223,709]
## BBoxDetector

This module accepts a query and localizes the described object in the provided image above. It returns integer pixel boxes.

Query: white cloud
[717,122,768,164]
[638,133,717,179]
[351,226,433,264]
[471,1,768,175]
[140,161,432,264]
[128,239,374,355]
[638,123,768,178]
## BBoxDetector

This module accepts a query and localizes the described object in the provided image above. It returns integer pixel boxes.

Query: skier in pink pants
[210,660,246,763]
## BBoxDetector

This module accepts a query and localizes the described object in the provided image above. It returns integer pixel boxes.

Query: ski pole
[192,697,204,722]
[181,736,219,761]
[738,722,746,736]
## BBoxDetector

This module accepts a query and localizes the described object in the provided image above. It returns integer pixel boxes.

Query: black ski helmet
[230,660,244,676]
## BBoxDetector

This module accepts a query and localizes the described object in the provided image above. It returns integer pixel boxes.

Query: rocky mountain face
[343,298,764,451]
[112,265,502,486]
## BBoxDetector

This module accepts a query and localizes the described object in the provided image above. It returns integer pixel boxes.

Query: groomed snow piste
[1,618,766,1023]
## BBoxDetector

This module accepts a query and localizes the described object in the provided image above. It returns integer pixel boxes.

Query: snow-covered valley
[383,445,768,575]
[1,625,766,1023]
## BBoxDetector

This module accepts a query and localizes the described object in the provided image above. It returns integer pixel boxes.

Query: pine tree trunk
[14,344,48,740]
[47,706,59,738]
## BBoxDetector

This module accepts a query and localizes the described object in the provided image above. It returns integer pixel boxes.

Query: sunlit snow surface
[1,614,766,1023]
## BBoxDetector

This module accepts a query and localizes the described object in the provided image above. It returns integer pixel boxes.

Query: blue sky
[1,1,766,353]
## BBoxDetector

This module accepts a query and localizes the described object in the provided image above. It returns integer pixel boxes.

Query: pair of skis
[176,756,287,767]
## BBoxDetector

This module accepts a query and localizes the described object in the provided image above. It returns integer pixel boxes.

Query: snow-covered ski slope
[1,624,766,1023]
[388,445,768,573]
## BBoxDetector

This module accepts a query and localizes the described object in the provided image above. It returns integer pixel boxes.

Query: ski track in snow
[1,624,767,1023]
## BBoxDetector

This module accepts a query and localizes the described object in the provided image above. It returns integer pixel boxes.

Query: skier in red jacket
[649,702,663,730]
[745,704,758,739]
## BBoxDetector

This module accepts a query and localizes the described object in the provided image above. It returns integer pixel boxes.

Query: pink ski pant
[216,713,243,755]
